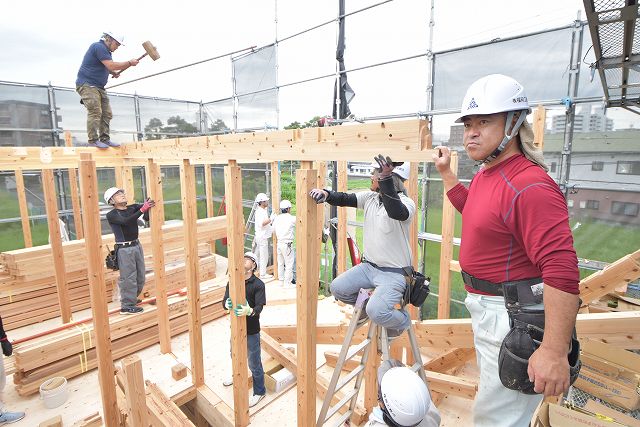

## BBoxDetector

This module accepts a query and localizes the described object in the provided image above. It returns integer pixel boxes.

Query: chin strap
[482,110,528,164]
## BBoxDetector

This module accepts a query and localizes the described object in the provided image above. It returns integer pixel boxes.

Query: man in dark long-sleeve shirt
[222,252,267,407]
[104,187,155,315]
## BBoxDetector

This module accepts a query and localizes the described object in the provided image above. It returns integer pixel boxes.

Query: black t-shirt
[222,275,266,335]
[106,204,149,242]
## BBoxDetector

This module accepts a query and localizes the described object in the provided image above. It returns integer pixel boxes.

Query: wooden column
[337,161,348,274]
[146,159,170,353]
[116,166,135,203]
[78,152,119,426]
[204,164,216,254]
[296,161,320,426]
[224,160,249,427]
[270,162,280,280]
[533,105,546,150]
[42,168,71,323]
[403,162,420,364]
[316,161,327,245]
[15,169,32,248]
[364,326,379,413]
[121,355,148,427]
[437,152,459,319]
[64,131,83,239]
[180,160,204,387]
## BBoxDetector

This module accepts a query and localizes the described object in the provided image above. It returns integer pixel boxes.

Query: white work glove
[234,301,253,317]
[224,297,233,310]
[309,188,328,204]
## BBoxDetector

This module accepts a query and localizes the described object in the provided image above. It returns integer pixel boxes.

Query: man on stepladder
[309,155,414,340]
[432,74,581,426]
[271,199,296,288]
[253,193,273,280]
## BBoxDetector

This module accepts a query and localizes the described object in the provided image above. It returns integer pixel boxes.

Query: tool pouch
[105,245,119,271]
[403,270,430,307]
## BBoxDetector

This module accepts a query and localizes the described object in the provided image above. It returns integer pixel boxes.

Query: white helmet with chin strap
[378,359,431,427]
[103,31,125,46]
[456,74,530,163]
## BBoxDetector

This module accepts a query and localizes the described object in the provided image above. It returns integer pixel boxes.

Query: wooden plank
[38,415,63,427]
[41,168,71,323]
[180,159,204,387]
[78,152,119,427]
[146,380,195,426]
[406,161,419,364]
[204,164,214,218]
[14,169,33,248]
[147,159,171,354]
[295,162,320,427]
[0,146,131,170]
[65,131,83,239]
[224,160,249,427]
[271,161,280,280]
[579,249,640,306]
[195,385,234,427]
[532,105,546,150]
[437,152,458,319]
[423,348,476,373]
[337,161,348,275]
[121,355,148,427]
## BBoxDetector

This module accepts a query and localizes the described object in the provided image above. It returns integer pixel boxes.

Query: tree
[284,116,323,130]
[144,118,163,140]
[209,119,229,133]
[143,116,198,140]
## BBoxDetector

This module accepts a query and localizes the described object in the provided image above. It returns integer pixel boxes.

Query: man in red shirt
[432,74,580,426]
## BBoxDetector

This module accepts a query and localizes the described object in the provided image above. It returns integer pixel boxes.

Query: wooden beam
[224,160,249,427]
[194,385,234,427]
[121,355,148,427]
[337,161,348,275]
[424,370,476,399]
[295,161,320,426]
[180,159,204,387]
[146,380,195,426]
[437,152,458,319]
[64,131,83,239]
[41,169,71,323]
[0,146,130,170]
[532,105,546,150]
[423,348,476,373]
[271,162,280,280]
[579,249,640,306]
[147,159,171,354]
[78,152,119,426]
[14,170,32,248]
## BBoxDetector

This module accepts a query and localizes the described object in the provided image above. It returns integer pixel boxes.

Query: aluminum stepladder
[317,288,427,427]
[244,201,258,253]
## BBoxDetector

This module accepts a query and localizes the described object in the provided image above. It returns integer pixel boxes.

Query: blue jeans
[330,262,410,331]
[247,333,266,395]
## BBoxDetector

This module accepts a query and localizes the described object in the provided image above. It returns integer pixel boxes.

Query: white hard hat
[103,31,125,46]
[255,193,269,203]
[103,187,123,204]
[455,74,530,123]
[244,251,258,266]
[378,360,430,427]
[280,199,292,210]
[369,161,410,181]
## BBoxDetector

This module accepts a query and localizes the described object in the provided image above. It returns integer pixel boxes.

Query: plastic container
[39,376,68,408]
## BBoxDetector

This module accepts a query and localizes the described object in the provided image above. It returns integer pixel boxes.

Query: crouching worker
[366,359,440,427]
[104,187,155,315]
[309,155,415,339]
[222,252,267,408]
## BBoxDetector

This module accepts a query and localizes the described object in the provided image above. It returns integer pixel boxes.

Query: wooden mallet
[114,40,159,77]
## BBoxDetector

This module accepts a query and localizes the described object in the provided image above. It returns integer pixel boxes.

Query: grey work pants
[117,245,146,308]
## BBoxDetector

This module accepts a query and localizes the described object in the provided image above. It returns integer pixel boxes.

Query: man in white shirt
[272,199,296,288]
[253,193,273,279]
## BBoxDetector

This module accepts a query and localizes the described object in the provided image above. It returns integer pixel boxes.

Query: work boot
[222,376,233,387]
[0,410,25,424]
[102,139,120,147]
[355,299,369,327]
[248,394,265,408]
[89,140,109,149]
[120,306,144,315]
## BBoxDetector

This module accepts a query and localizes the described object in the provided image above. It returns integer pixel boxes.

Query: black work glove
[374,154,402,179]
[1,338,13,356]
[309,189,328,204]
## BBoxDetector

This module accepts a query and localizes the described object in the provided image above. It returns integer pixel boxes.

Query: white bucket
[39,376,68,409]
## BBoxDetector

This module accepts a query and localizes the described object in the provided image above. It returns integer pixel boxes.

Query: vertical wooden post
[224,160,249,427]
[146,159,170,354]
[204,164,216,254]
[270,162,280,280]
[118,166,135,203]
[316,161,327,246]
[437,152,459,319]
[364,326,379,413]
[180,160,204,387]
[296,161,320,426]
[114,166,124,191]
[78,153,119,427]
[337,161,348,274]
[42,169,71,323]
[15,169,32,248]
[404,162,420,364]
[121,355,148,427]
[533,105,546,150]
[64,131,83,239]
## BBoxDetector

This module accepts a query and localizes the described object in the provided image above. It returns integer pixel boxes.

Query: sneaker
[222,376,233,387]
[103,139,120,147]
[120,306,144,315]
[248,393,265,408]
[89,140,109,149]
[356,299,369,327]
[0,410,26,424]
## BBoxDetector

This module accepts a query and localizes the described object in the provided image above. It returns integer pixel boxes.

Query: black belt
[461,270,542,298]
[362,258,411,276]
[115,240,138,248]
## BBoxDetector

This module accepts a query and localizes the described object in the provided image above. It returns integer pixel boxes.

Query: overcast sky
[2,0,638,134]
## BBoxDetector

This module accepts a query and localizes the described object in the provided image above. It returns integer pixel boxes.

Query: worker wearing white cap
[272,199,296,288]
[76,32,140,149]
[253,193,273,279]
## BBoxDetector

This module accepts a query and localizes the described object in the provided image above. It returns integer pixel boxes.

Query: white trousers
[277,241,295,287]
[465,292,542,427]
[255,238,269,277]
[0,356,5,391]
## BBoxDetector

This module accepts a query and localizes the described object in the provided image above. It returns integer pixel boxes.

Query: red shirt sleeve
[446,183,468,213]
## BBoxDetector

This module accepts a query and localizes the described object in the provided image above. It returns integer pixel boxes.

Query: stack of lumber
[0,216,226,330]
[13,277,228,396]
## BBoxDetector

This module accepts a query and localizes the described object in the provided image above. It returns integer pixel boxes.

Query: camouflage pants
[76,84,112,143]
